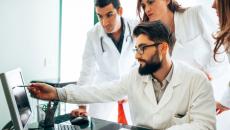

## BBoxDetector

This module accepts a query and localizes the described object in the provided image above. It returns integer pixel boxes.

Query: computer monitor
[0,68,32,130]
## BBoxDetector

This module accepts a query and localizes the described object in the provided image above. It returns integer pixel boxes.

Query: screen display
[12,86,32,127]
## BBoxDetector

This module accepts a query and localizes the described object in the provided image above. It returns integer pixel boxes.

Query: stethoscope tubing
[100,22,133,53]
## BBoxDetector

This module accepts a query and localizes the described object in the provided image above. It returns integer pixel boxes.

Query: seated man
[28,21,216,130]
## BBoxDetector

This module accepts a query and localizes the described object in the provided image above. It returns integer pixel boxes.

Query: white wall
[0,0,60,127]
[121,0,138,20]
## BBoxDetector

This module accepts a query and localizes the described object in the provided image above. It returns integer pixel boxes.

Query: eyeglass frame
[133,42,162,55]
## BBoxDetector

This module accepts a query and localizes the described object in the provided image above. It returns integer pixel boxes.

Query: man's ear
[159,42,169,55]
[117,7,123,16]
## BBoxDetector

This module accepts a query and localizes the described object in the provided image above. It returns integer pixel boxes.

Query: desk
[59,114,151,130]
[30,114,152,130]
[26,98,152,130]
[28,80,151,130]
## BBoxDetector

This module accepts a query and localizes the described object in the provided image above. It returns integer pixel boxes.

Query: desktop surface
[89,118,151,130]
[30,113,152,130]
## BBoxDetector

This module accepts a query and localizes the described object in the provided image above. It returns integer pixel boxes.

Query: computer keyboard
[54,124,81,130]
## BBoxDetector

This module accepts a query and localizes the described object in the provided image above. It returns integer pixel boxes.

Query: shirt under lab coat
[57,61,216,130]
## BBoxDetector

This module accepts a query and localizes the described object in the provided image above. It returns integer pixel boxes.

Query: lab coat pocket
[97,51,109,62]
[102,51,109,58]
[101,52,111,65]
[97,51,116,74]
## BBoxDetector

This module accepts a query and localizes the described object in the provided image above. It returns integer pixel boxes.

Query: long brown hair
[136,0,185,22]
[214,0,230,61]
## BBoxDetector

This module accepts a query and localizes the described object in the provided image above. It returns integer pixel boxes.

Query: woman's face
[141,0,170,21]
[212,0,219,17]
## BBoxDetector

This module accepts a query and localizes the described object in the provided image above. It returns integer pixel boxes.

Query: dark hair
[133,20,175,55]
[214,0,230,61]
[95,0,121,9]
[137,0,185,22]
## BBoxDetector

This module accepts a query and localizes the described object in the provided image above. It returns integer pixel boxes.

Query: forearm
[56,81,126,104]
[56,87,67,102]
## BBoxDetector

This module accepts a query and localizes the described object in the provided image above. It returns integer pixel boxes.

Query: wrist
[54,88,59,100]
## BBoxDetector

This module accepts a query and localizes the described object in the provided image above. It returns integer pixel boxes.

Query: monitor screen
[0,68,32,130]
[12,86,31,127]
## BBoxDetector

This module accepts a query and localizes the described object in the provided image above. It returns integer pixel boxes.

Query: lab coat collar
[98,17,132,55]
[141,61,182,87]
[141,60,182,111]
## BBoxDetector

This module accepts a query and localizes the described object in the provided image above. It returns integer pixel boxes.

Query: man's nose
[145,5,151,15]
[135,52,141,60]
[101,18,109,27]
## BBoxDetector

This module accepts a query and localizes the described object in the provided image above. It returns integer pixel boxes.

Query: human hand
[28,83,58,101]
[70,105,88,117]
[118,99,128,104]
[204,72,213,80]
[216,102,230,115]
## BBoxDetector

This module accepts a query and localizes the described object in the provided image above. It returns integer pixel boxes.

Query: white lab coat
[77,18,138,123]
[172,5,230,103]
[220,86,230,108]
[57,61,216,130]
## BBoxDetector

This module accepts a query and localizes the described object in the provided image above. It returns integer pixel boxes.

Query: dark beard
[138,52,162,75]
[138,62,161,75]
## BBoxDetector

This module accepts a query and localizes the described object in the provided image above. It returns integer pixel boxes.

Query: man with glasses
[28,21,215,130]
[70,0,137,124]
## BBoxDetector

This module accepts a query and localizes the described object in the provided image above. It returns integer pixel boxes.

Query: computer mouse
[70,116,89,126]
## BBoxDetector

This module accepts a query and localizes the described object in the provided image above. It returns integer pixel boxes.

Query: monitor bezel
[0,68,32,130]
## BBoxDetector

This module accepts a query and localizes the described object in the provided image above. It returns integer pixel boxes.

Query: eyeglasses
[133,42,162,55]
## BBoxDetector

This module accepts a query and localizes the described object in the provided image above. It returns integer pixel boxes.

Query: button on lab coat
[77,18,138,122]
[58,61,216,130]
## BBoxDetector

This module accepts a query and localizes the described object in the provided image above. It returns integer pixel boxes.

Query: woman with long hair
[213,0,230,59]
[212,0,230,114]
[136,0,230,122]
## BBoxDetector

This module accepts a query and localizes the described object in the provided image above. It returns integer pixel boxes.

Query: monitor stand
[38,101,59,128]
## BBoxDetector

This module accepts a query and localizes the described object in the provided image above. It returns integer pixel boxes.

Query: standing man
[71,0,137,124]
[29,21,216,130]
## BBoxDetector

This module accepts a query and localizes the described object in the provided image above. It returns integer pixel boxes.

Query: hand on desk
[71,105,88,117]
[118,99,128,104]
[28,83,59,101]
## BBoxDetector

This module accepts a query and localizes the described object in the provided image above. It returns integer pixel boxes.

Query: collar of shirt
[107,17,125,53]
[152,64,174,89]
[152,64,174,103]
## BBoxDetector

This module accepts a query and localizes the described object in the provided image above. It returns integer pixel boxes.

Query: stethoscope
[100,22,133,53]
